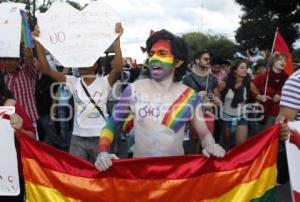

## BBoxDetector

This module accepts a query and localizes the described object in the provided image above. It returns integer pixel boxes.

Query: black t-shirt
[35,74,55,116]
[183,72,218,94]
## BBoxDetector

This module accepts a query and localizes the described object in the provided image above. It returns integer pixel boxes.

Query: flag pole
[271,27,279,54]
[264,27,278,96]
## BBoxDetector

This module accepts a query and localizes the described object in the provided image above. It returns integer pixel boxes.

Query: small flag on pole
[273,29,293,76]
[20,10,34,49]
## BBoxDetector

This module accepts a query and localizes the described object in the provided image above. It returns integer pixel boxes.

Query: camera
[207,93,214,102]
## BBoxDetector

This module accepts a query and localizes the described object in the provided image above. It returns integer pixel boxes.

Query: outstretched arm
[96,85,133,171]
[191,101,225,158]
[107,23,124,86]
[98,85,133,152]
[250,82,270,102]
[32,26,66,82]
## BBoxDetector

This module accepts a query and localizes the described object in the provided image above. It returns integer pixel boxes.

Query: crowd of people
[0,22,299,201]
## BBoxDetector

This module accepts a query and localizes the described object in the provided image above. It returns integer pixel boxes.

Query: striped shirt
[280,69,300,121]
[5,65,39,122]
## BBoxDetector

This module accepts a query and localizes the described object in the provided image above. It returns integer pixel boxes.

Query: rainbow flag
[20,10,34,49]
[20,125,279,202]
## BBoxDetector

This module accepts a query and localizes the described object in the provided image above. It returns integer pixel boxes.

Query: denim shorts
[222,112,248,130]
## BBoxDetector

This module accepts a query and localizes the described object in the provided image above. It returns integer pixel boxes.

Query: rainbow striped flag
[20,10,34,49]
[20,125,279,202]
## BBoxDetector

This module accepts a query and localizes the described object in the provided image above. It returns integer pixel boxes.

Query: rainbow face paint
[148,40,175,81]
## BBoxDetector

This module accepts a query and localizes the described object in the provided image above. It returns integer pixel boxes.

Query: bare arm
[277,107,298,122]
[250,82,259,95]
[276,106,298,140]
[191,105,214,144]
[191,105,225,158]
[108,23,124,86]
[250,82,270,102]
[17,128,35,139]
[213,86,222,106]
[218,81,226,92]
[32,27,66,82]
[10,113,35,139]
[213,86,220,98]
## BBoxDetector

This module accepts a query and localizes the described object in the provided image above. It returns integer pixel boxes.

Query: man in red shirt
[251,52,288,129]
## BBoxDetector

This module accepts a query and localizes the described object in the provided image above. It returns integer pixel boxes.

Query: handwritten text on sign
[36,0,120,68]
[0,3,25,58]
[0,106,20,196]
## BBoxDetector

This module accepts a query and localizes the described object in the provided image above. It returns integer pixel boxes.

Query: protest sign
[286,121,300,202]
[0,3,25,58]
[36,0,120,68]
[0,106,20,196]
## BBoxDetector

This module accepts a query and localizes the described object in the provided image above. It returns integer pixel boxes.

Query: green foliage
[183,32,236,63]
[38,0,83,13]
[66,0,83,10]
[235,0,300,51]
[293,48,300,63]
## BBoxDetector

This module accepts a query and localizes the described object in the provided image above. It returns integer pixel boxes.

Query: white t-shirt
[223,88,247,117]
[66,75,111,137]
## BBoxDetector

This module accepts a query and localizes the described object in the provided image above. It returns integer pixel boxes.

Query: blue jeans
[57,106,72,151]
[37,115,59,147]
[69,136,99,163]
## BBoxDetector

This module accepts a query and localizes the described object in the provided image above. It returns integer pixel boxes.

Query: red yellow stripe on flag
[20,125,279,202]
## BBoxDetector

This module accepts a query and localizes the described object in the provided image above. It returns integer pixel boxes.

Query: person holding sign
[1,55,39,126]
[32,23,124,163]
[95,30,225,172]
[0,71,35,202]
[0,71,35,138]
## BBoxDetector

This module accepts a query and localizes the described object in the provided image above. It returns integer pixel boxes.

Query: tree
[235,0,300,51]
[293,48,300,63]
[38,0,84,13]
[183,32,236,62]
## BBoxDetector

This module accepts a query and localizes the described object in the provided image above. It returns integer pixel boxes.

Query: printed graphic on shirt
[74,90,103,121]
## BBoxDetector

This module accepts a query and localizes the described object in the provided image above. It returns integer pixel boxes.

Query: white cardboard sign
[0,106,20,196]
[286,121,300,202]
[0,3,25,58]
[36,0,120,68]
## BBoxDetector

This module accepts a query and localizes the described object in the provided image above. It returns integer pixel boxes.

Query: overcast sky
[77,0,243,62]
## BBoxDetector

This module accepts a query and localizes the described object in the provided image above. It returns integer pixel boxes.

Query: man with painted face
[95,30,225,172]
[32,23,124,162]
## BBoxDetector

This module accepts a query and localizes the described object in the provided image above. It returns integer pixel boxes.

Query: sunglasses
[202,57,210,61]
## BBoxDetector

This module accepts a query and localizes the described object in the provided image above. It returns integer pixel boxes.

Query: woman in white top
[219,59,259,149]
